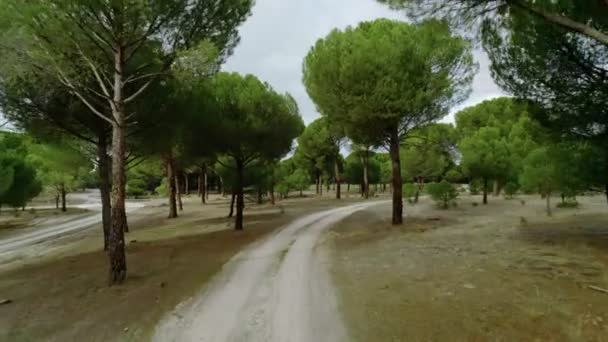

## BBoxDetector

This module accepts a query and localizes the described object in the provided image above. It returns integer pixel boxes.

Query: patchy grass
[328,195,608,341]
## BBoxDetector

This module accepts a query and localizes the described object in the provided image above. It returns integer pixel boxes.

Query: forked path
[153,201,386,342]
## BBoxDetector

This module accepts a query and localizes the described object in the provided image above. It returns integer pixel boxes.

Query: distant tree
[303,19,475,224]
[295,118,338,197]
[28,142,90,212]
[210,73,304,230]
[460,127,511,204]
[520,147,557,216]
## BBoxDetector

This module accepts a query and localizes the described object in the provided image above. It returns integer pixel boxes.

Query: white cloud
[224,0,507,124]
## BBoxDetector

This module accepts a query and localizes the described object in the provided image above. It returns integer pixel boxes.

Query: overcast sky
[223,0,506,125]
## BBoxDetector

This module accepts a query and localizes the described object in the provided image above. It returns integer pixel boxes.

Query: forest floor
[0,193,362,342]
[328,194,608,341]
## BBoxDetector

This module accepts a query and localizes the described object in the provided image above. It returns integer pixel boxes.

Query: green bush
[155,177,169,196]
[426,181,458,209]
[403,183,417,203]
[127,177,147,198]
[504,182,519,199]
[469,180,481,195]
[556,200,579,208]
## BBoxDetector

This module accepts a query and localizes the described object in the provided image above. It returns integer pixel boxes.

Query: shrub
[469,180,481,195]
[127,177,147,198]
[504,182,519,199]
[557,200,579,208]
[403,183,418,203]
[426,181,458,209]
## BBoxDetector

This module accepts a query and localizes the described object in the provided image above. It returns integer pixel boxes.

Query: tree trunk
[197,172,202,197]
[55,195,59,210]
[316,170,321,195]
[546,191,552,216]
[270,183,276,205]
[389,131,403,225]
[184,173,189,196]
[166,154,178,219]
[60,184,67,212]
[605,183,608,204]
[202,164,208,204]
[220,176,225,196]
[347,183,350,193]
[334,160,341,200]
[176,171,183,211]
[326,180,330,192]
[107,44,129,284]
[483,178,489,204]
[362,151,369,199]
[235,159,245,231]
[257,187,263,204]
[228,192,235,217]
[493,180,499,196]
[97,136,111,251]
[205,172,209,201]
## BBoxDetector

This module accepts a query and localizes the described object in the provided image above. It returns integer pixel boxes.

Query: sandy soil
[0,194,362,341]
[153,200,387,342]
[328,194,608,341]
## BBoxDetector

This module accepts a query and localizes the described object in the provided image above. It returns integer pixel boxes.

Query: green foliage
[127,159,164,197]
[303,17,475,147]
[503,182,520,199]
[209,73,305,164]
[460,127,511,185]
[127,178,147,199]
[426,181,458,209]
[402,183,417,203]
[343,152,381,185]
[444,169,462,183]
[155,178,170,197]
[0,132,42,209]
[295,118,339,177]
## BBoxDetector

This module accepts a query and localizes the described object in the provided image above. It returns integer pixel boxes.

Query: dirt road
[153,201,387,342]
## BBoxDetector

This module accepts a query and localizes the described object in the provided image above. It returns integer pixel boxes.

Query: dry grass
[328,195,608,341]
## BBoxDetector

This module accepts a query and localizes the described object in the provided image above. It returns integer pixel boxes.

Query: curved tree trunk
[389,130,403,225]
[97,137,111,251]
[235,159,245,231]
[166,153,178,219]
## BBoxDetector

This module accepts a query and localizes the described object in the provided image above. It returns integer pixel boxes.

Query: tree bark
[55,195,59,210]
[202,163,207,204]
[493,180,499,196]
[605,183,608,205]
[347,183,350,193]
[166,154,178,219]
[546,191,552,216]
[228,192,235,217]
[389,130,403,225]
[257,187,263,204]
[108,46,128,285]
[220,177,225,196]
[97,136,111,251]
[197,172,202,197]
[362,150,369,199]
[176,171,183,211]
[316,170,322,195]
[483,178,489,204]
[60,184,67,212]
[270,183,276,205]
[334,160,341,200]
[184,173,189,195]
[235,159,245,230]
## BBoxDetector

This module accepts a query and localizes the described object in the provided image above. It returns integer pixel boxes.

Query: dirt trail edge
[153,201,387,342]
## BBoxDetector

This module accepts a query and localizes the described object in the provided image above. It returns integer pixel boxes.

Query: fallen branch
[588,285,608,294]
